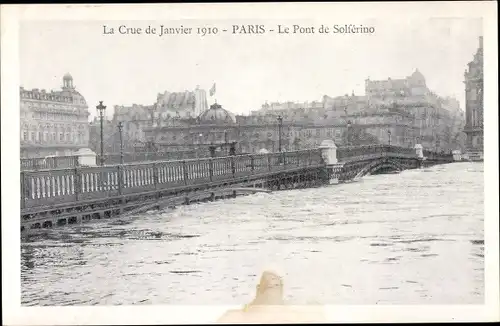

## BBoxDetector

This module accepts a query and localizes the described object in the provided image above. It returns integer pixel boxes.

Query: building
[255,70,466,152]
[97,86,210,152]
[252,101,323,115]
[139,101,412,157]
[365,69,428,102]
[88,117,121,154]
[155,86,208,119]
[463,36,484,159]
[96,70,465,158]
[20,73,90,158]
[110,104,153,151]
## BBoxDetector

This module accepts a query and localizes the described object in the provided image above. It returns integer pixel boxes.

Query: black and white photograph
[2,2,498,324]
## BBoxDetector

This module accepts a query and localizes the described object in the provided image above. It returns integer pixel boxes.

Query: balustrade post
[182,160,188,185]
[281,151,286,167]
[117,165,123,195]
[231,156,236,177]
[153,163,158,190]
[74,167,81,201]
[250,155,255,172]
[33,159,39,171]
[53,158,58,169]
[209,158,214,182]
[267,155,272,171]
[20,171,26,209]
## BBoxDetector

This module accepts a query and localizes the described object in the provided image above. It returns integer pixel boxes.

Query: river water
[21,162,484,306]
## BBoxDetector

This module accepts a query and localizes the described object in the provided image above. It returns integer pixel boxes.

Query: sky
[19,17,482,120]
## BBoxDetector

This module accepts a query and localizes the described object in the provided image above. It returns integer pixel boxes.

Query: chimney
[479,36,483,49]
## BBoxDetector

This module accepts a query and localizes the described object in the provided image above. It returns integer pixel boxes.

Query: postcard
[1,2,498,324]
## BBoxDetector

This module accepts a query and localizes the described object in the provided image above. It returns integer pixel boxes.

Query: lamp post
[224,130,229,155]
[346,120,351,146]
[344,107,350,146]
[388,130,392,146]
[96,101,106,166]
[277,115,283,152]
[117,122,124,164]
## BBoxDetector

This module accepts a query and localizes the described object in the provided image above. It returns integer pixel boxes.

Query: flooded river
[21,162,484,305]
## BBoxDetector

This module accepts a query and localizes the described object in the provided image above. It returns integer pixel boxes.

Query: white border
[2,2,498,324]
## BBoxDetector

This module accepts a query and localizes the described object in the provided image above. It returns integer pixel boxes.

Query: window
[38,132,42,142]
[30,132,35,141]
[23,131,28,141]
[44,132,48,142]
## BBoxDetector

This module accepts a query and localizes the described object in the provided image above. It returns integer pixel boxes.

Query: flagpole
[210,82,217,105]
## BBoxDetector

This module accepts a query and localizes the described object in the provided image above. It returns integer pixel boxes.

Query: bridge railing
[97,151,201,165]
[21,156,80,171]
[337,145,417,161]
[21,149,324,209]
[423,150,454,162]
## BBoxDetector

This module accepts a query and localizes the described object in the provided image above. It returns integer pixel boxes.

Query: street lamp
[277,115,283,152]
[224,130,229,155]
[96,101,106,166]
[344,107,351,146]
[117,122,124,164]
[388,130,392,146]
[197,133,203,158]
[346,120,352,146]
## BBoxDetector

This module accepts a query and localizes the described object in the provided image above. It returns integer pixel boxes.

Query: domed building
[20,73,91,158]
[198,103,236,125]
[141,102,239,157]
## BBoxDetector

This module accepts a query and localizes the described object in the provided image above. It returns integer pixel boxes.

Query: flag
[209,83,216,97]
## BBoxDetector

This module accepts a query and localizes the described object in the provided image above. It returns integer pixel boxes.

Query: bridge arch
[354,158,404,179]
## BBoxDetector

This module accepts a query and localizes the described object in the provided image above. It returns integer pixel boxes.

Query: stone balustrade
[20,156,80,171]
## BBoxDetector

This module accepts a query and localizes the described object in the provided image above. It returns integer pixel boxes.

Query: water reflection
[21,163,484,306]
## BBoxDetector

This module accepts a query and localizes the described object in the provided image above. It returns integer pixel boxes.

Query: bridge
[20,143,454,232]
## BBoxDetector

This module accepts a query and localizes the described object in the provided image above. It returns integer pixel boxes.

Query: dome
[63,73,73,80]
[410,69,425,81]
[198,103,236,124]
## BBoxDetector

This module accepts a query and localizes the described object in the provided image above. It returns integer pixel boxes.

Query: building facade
[138,102,415,157]
[463,36,484,157]
[95,71,465,159]
[155,86,208,119]
[96,86,210,152]
[253,70,466,152]
[20,74,90,158]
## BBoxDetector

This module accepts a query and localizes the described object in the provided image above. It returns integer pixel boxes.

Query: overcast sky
[19,17,482,119]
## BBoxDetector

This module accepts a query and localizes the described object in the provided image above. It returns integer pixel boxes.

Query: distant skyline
[19,18,482,120]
